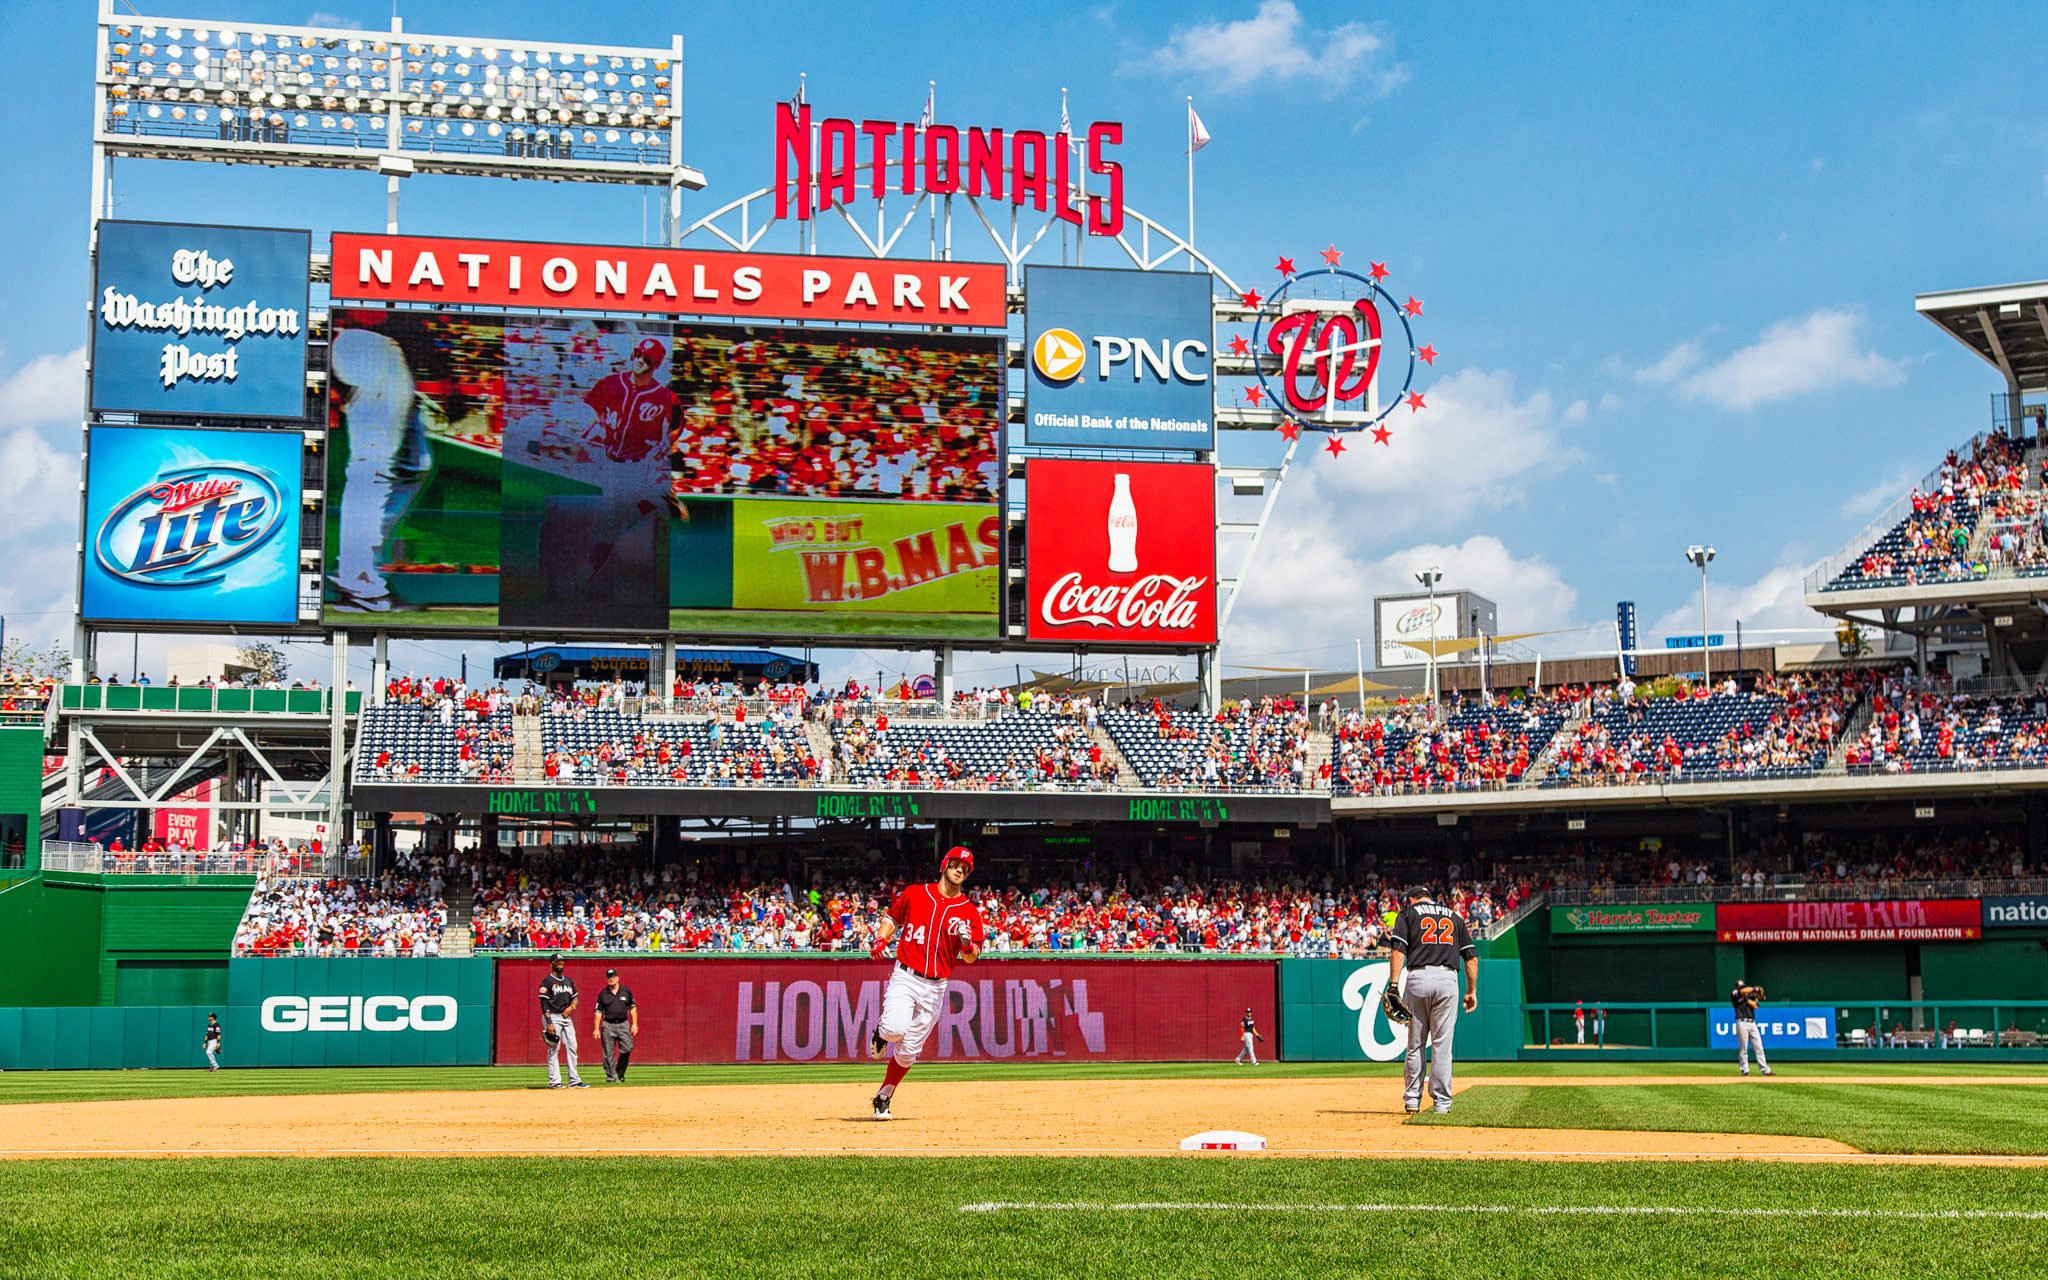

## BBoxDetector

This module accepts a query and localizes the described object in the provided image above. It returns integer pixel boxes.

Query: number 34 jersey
[887,883,986,980]
[1390,901,1475,968]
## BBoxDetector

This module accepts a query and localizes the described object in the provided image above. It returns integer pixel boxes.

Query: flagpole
[1186,96,1195,268]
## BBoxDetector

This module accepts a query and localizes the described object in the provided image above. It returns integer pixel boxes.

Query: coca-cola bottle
[1107,473,1138,573]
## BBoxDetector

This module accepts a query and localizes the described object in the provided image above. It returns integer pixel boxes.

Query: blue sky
[1,1,2042,687]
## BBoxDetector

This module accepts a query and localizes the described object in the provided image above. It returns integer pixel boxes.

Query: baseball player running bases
[866,846,986,1120]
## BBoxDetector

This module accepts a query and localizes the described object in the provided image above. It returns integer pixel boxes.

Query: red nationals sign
[1716,899,1981,943]
[328,233,1007,327]
[495,956,1272,1064]
[1025,459,1216,644]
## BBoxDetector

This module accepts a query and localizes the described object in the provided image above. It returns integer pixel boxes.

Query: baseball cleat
[570,1081,589,1089]
[1761,1069,1774,1076]
[872,1092,892,1121]
[868,1029,886,1060]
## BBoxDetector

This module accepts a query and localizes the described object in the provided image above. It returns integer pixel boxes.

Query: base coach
[594,967,639,1084]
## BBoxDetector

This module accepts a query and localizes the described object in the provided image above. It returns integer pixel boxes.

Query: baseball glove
[1382,988,1413,1026]
[543,1028,561,1050]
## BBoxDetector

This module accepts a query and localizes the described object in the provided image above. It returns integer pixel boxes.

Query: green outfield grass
[1413,1082,2048,1155]
[2,1060,2040,1106]
[1,1157,2042,1279]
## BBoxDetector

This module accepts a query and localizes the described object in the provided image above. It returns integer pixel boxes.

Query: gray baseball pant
[1235,1031,1258,1065]
[1735,1019,1769,1072]
[1402,967,1461,1113]
[601,1021,635,1081]
[546,1013,583,1086]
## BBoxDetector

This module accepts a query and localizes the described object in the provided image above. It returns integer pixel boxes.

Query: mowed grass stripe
[1413,1083,2048,1155]
[2,1157,2045,1280]
[4,1060,2045,1105]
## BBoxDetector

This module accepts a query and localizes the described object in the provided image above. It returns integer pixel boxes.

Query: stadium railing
[1548,877,2048,904]
[1525,1000,2048,1052]
[41,842,265,876]
[56,684,362,716]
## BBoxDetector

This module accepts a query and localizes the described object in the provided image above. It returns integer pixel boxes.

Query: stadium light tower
[1686,545,1716,687]
[1415,566,1443,708]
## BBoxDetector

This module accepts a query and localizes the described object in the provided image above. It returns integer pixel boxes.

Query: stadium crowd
[1833,434,2042,588]
[232,851,449,957]
[1843,683,2048,772]
[1539,670,1870,785]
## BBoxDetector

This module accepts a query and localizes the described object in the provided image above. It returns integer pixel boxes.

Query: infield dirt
[10,1075,2048,1163]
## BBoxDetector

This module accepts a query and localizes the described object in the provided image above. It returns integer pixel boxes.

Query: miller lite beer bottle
[1107,473,1139,573]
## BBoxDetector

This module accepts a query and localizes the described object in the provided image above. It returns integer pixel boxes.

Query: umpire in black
[594,968,639,1083]
[1388,885,1478,1114]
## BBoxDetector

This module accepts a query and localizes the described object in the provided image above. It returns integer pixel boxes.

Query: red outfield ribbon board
[329,233,1009,328]
[495,956,1274,1064]
[1716,899,1981,943]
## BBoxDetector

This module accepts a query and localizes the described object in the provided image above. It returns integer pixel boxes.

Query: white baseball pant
[331,328,414,601]
[546,1012,583,1086]
[1735,1019,1769,1073]
[1235,1031,1258,1065]
[876,966,947,1068]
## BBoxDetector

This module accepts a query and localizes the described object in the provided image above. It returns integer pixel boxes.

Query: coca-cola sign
[1026,459,1216,644]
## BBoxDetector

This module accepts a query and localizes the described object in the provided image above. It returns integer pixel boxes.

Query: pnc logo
[1032,327,1086,382]
[93,461,285,590]
[1031,327,1207,384]
[260,994,459,1032]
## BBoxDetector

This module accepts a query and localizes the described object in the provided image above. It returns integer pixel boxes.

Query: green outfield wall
[1277,957,1525,1063]
[0,872,253,1006]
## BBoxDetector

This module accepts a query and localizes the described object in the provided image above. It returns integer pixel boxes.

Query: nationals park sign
[330,232,1007,328]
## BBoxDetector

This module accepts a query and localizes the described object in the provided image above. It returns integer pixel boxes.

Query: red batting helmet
[632,337,667,369]
[941,846,974,872]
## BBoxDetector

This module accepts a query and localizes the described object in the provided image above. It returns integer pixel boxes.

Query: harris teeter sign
[1551,904,1715,933]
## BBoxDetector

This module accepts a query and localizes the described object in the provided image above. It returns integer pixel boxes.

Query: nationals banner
[1716,899,1981,943]
[1025,459,1216,644]
[331,233,1008,328]
[494,956,1274,1064]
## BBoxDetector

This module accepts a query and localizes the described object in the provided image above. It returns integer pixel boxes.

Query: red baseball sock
[878,1058,911,1098]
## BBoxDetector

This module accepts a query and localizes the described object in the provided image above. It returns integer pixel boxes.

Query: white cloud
[1679,310,1905,410]
[1634,341,1702,385]
[0,427,75,537]
[1134,1,1406,93]
[1598,392,1624,411]
[306,12,365,30]
[1226,531,1581,664]
[1297,367,1576,528]
[1649,559,1832,645]
[1561,398,1589,424]
[1840,465,1916,518]
[0,347,83,430]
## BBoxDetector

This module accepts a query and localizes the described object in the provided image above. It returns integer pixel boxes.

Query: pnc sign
[1024,266,1214,450]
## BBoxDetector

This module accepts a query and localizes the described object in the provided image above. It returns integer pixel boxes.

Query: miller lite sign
[82,426,304,626]
[1026,459,1215,645]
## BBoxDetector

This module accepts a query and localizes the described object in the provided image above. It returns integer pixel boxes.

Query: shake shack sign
[1551,904,1714,934]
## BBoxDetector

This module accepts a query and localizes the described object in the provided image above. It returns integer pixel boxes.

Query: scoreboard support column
[329,630,348,847]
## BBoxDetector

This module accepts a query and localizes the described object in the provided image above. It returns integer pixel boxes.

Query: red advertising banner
[1025,459,1217,644]
[495,956,1273,1065]
[1716,899,1981,942]
[329,233,1008,328]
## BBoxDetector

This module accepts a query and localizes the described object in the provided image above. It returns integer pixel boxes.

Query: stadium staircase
[1086,724,1143,788]
[440,878,475,957]
[1826,697,1875,773]
[804,719,836,779]
[1520,703,1591,785]
[511,714,545,783]
[1302,728,1332,790]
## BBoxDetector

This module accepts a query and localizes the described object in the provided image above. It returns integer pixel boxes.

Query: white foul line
[959,1202,2048,1221]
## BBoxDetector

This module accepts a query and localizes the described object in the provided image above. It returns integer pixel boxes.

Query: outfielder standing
[539,954,587,1089]
[1234,1007,1264,1065]
[1387,886,1478,1115]
[1731,979,1774,1076]
[203,1013,223,1072]
[866,846,986,1120]
[579,337,679,592]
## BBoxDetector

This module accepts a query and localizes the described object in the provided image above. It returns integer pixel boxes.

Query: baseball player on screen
[578,336,679,591]
[865,846,985,1120]
[328,325,434,612]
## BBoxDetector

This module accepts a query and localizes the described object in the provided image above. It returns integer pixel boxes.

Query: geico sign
[260,994,459,1033]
